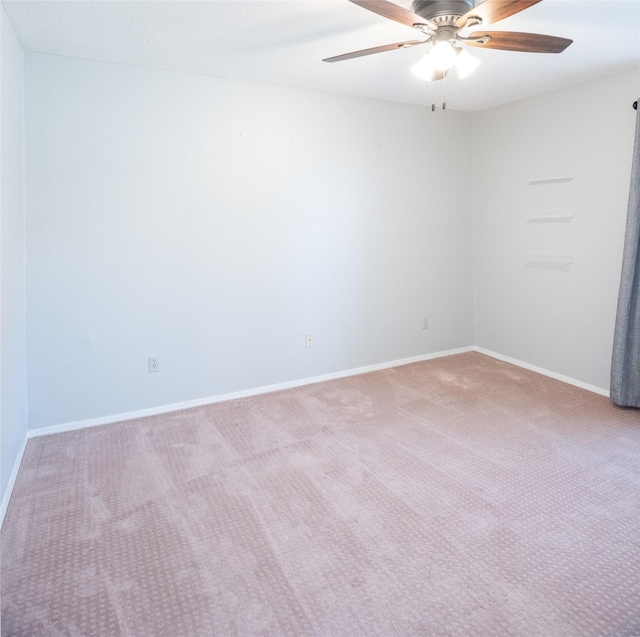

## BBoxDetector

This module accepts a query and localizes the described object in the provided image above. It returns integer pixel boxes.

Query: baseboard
[473,347,610,397]
[0,433,29,529]
[29,346,475,439]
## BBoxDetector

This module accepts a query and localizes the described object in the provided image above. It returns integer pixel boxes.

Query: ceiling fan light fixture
[412,44,481,82]
[454,48,481,78]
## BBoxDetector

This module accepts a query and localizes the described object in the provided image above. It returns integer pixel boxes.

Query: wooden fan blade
[349,0,434,30]
[465,31,572,53]
[457,0,542,28]
[323,40,425,63]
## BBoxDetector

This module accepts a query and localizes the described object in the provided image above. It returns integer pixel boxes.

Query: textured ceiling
[4,0,640,112]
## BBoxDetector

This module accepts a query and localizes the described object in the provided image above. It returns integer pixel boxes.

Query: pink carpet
[2,352,639,635]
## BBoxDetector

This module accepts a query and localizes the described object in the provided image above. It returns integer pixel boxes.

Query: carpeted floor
[2,352,639,636]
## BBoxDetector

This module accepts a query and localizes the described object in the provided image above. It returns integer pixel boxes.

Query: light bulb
[430,41,457,71]
[454,48,481,78]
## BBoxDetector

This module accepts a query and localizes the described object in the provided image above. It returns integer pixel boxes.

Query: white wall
[1,5,28,505]
[25,53,473,430]
[473,68,640,390]
[24,52,637,433]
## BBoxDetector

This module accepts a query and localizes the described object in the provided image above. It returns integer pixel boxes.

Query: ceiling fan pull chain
[442,74,447,110]
[431,72,436,111]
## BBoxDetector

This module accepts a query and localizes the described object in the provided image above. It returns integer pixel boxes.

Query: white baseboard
[0,433,29,529]
[29,346,475,440]
[473,347,610,397]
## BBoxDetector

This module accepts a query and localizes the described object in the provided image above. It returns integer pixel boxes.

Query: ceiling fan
[324,0,573,83]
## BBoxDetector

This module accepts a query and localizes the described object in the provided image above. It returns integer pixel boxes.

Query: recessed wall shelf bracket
[527,254,573,267]
[527,212,574,223]
[527,176,574,185]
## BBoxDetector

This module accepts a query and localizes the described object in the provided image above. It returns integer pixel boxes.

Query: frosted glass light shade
[455,48,481,78]
[411,54,438,82]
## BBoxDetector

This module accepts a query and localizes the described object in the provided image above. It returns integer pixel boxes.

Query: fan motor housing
[412,0,474,22]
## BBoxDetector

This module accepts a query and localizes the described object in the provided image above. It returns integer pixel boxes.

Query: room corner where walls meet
[1,2,29,525]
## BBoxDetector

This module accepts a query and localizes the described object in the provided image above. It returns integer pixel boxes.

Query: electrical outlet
[422,317,429,330]
[305,334,314,348]
[148,356,160,373]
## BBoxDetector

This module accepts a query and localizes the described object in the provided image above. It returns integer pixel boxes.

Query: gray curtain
[611,102,640,408]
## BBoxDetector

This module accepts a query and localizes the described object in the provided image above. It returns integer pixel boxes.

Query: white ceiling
[4,0,640,112]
